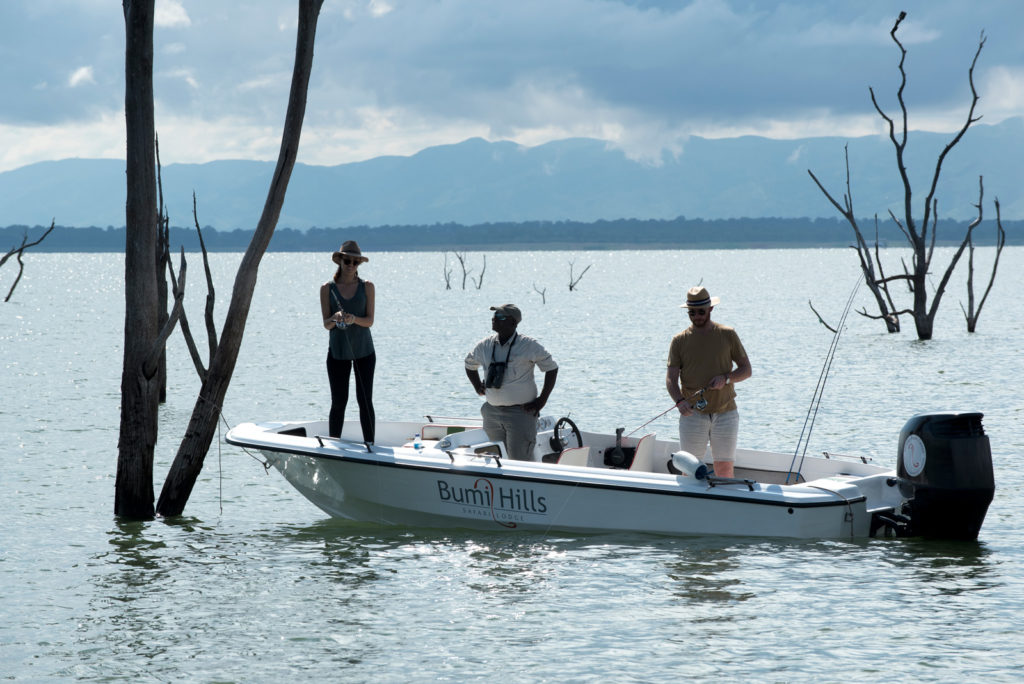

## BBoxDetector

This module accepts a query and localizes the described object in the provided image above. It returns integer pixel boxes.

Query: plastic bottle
[413,433,421,449]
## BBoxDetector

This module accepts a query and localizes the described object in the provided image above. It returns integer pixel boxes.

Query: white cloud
[982,65,1024,121]
[369,0,394,18]
[155,0,191,28]
[68,66,95,88]
[0,112,125,173]
[166,68,199,89]
[787,144,805,164]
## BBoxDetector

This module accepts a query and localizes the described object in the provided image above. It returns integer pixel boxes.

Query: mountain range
[2,117,1022,230]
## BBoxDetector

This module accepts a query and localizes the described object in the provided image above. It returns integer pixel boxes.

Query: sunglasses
[687,308,708,317]
[342,258,361,266]
[492,314,509,321]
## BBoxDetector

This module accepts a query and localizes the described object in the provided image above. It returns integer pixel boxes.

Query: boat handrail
[819,451,876,464]
[425,415,484,424]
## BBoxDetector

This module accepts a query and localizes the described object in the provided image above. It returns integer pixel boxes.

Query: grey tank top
[328,280,375,360]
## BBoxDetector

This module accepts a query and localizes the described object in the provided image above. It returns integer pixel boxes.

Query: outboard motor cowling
[897,411,994,540]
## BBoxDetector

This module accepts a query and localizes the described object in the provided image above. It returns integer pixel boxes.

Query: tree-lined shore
[3,215,1019,253]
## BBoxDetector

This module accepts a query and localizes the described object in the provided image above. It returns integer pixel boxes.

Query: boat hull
[253,439,873,538]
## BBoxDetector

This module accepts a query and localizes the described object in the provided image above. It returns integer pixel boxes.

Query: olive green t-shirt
[666,323,747,414]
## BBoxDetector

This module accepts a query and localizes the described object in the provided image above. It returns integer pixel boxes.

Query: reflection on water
[881,538,998,596]
[663,543,752,606]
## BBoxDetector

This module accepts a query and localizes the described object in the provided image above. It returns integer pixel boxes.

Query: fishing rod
[785,274,864,484]
[624,387,708,439]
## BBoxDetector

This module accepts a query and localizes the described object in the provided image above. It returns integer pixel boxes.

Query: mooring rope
[806,484,858,537]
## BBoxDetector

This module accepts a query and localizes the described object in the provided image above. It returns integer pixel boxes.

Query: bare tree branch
[193,192,218,357]
[808,149,899,333]
[808,299,838,333]
[2,220,55,302]
[569,260,592,291]
[470,254,486,289]
[442,252,453,290]
[533,282,547,304]
[961,185,1006,332]
[144,247,187,377]
[454,252,471,290]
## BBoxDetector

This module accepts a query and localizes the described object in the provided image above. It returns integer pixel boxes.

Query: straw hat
[680,286,720,309]
[332,240,368,265]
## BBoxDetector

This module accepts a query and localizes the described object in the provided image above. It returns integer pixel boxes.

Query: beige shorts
[677,409,739,463]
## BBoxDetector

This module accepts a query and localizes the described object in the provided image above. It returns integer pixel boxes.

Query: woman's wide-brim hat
[332,240,369,265]
[680,286,720,308]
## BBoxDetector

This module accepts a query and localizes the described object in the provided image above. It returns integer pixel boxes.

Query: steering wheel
[549,417,583,453]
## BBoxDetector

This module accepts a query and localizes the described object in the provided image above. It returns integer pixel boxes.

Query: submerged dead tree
[156,0,324,517]
[2,220,55,302]
[454,252,472,290]
[115,0,325,519]
[568,260,591,291]
[470,254,486,290]
[442,253,453,290]
[808,12,999,340]
[960,180,1006,333]
[115,0,161,517]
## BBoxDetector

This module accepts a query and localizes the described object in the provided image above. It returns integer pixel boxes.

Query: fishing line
[785,274,864,484]
[624,387,708,438]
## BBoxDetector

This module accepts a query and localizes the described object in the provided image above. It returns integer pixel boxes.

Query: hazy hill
[2,117,1021,230]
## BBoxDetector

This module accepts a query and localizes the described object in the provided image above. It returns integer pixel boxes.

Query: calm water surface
[2,249,1022,682]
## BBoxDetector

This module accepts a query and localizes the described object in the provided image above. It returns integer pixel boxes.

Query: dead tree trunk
[442,253,453,290]
[156,135,170,403]
[961,185,1005,333]
[156,0,324,517]
[470,254,486,289]
[115,0,160,518]
[454,252,471,290]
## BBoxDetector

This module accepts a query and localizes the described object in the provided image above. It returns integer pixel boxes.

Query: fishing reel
[693,390,708,411]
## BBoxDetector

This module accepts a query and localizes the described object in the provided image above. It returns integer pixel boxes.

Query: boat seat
[557,446,590,467]
[628,434,656,472]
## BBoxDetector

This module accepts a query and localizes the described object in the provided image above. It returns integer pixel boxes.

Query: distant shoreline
[3,216,1018,253]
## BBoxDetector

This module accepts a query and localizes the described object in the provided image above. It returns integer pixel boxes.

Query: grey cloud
[2,0,1023,160]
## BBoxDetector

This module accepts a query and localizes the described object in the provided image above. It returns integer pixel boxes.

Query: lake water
[2,248,1023,682]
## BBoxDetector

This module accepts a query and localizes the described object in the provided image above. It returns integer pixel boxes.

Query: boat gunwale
[227,433,869,510]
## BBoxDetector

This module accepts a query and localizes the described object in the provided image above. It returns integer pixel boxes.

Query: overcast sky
[1,0,1021,173]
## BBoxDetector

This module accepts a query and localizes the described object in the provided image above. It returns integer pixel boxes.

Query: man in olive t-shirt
[665,287,752,478]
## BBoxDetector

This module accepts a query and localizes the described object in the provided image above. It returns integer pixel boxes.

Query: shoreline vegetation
[3,216,1019,252]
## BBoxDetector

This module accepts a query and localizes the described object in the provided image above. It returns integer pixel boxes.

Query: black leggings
[326,352,376,442]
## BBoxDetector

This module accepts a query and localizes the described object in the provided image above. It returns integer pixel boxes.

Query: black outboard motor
[897,412,994,540]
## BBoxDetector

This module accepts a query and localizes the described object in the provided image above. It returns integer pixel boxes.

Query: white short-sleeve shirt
[465,332,558,406]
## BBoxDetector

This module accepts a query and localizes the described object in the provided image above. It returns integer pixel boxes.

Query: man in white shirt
[465,304,559,461]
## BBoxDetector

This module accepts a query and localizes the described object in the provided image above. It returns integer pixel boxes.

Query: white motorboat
[226,411,994,539]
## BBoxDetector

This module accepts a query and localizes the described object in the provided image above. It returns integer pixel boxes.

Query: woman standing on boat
[320,240,376,442]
